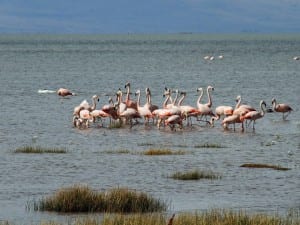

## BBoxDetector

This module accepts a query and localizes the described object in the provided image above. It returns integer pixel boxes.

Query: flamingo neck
[206,87,213,107]
[197,89,204,107]
[126,85,130,101]
[136,91,141,107]
[163,94,170,108]
[235,97,241,109]
[178,94,186,106]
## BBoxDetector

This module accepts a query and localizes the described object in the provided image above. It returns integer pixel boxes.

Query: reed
[34,185,166,213]
[240,163,290,171]
[143,149,185,155]
[32,209,300,225]
[194,143,226,148]
[14,146,67,154]
[170,169,221,180]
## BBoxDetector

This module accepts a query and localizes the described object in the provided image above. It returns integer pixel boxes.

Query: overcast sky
[0,0,299,33]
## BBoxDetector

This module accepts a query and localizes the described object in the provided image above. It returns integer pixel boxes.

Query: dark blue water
[0,34,299,224]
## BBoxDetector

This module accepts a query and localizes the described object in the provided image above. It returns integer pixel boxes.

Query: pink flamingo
[177,91,201,125]
[124,82,138,110]
[240,100,266,130]
[196,87,215,123]
[205,85,214,107]
[271,98,293,120]
[145,87,159,112]
[57,88,75,97]
[135,89,154,124]
[164,115,183,131]
[222,114,244,131]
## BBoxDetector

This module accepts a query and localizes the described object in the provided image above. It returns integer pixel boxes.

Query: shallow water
[0,34,299,224]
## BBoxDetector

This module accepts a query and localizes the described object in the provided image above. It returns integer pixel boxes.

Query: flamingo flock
[71,82,293,131]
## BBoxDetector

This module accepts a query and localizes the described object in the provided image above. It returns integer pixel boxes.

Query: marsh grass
[26,209,300,225]
[104,149,131,154]
[14,146,67,154]
[34,185,166,213]
[143,149,186,155]
[240,163,290,171]
[194,143,226,148]
[170,169,221,180]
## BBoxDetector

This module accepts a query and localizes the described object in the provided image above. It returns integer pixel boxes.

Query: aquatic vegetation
[14,146,67,154]
[34,185,167,213]
[240,163,290,171]
[143,149,186,155]
[170,169,221,180]
[104,149,131,154]
[20,209,300,225]
[194,143,226,148]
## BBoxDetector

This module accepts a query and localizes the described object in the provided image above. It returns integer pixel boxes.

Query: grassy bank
[14,145,67,154]
[4,209,299,225]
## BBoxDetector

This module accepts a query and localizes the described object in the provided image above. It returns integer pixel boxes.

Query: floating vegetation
[143,149,186,155]
[240,163,290,171]
[170,169,221,180]
[14,146,67,154]
[33,185,167,213]
[194,143,226,148]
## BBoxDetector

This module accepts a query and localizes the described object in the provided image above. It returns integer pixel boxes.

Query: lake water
[0,34,299,224]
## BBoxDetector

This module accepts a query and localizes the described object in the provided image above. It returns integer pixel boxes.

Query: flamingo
[177,91,201,125]
[222,114,244,131]
[124,82,138,110]
[135,89,153,124]
[240,100,266,130]
[145,87,159,112]
[57,88,75,97]
[164,115,183,131]
[196,87,215,123]
[205,85,214,108]
[271,98,293,120]
[73,106,92,128]
[214,105,234,120]
[234,95,256,112]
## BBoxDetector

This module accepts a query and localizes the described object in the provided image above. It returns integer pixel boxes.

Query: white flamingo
[135,89,153,124]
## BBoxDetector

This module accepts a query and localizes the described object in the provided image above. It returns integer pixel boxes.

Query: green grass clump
[14,146,67,154]
[240,163,290,171]
[194,143,226,148]
[34,185,166,213]
[170,169,221,180]
[143,148,185,155]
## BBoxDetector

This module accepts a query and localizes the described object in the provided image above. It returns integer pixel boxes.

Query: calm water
[0,34,299,224]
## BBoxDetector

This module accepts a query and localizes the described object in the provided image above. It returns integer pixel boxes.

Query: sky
[0,0,299,34]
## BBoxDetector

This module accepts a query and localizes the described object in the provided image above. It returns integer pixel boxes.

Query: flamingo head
[135,89,141,96]
[196,87,203,92]
[124,82,130,88]
[207,85,214,91]
[93,95,99,102]
[271,98,276,104]
[236,95,241,102]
